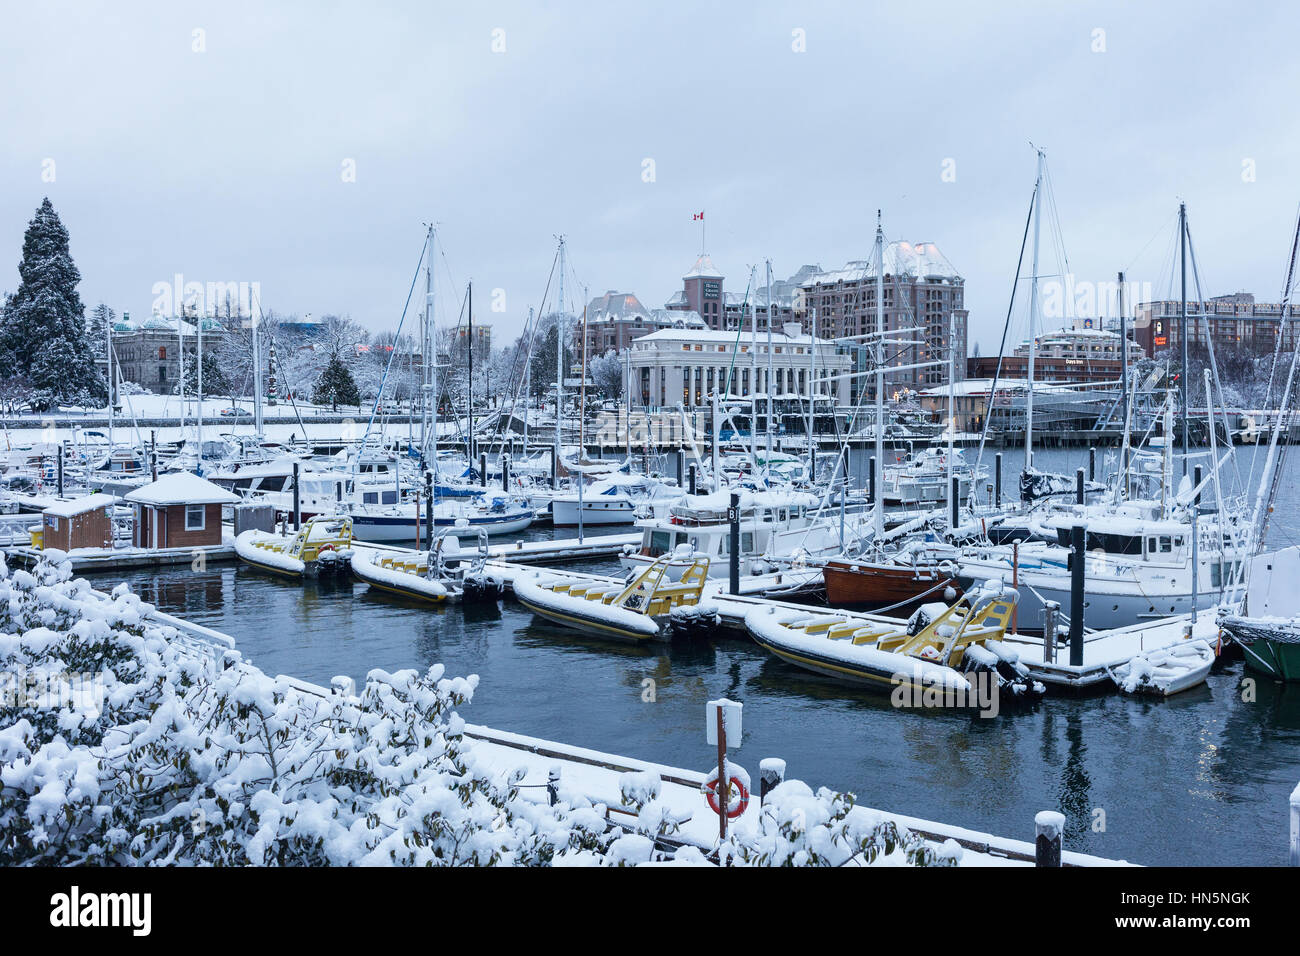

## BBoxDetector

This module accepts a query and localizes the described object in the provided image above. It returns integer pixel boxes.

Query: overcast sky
[4,1,1299,352]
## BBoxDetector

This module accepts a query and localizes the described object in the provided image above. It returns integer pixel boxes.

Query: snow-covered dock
[5,539,237,571]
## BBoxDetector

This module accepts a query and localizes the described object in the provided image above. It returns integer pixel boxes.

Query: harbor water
[93,447,1300,866]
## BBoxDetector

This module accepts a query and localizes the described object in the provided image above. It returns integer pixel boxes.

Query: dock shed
[125,472,240,549]
[40,493,118,551]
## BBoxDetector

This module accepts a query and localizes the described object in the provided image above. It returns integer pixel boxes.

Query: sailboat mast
[468,280,474,462]
[1118,269,1129,484]
[766,258,774,464]
[556,237,565,480]
[1179,201,1189,473]
[1025,147,1045,471]
[421,225,435,465]
[874,212,885,538]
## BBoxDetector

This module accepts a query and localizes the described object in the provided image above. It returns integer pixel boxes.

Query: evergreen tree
[1,199,107,410]
[88,302,116,344]
[314,354,360,410]
[181,350,235,399]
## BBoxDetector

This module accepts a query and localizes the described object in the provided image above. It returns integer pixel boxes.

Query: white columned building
[627,323,851,411]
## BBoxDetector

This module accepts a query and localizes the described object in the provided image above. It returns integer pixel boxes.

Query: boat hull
[822,560,961,615]
[1219,616,1300,681]
[551,496,637,526]
[514,577,661,643]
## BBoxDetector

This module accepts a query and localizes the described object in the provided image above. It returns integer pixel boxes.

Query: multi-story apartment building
[799,241,968,398]
[1133,292,1299,355]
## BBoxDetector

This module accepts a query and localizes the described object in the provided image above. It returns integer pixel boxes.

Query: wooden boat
[743,583,1043,701]
[1108,638,1215,696]
[235,516,354,578]
[822,556,961,615]
[515,555,710,643]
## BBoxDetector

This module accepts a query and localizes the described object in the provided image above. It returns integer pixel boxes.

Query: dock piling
[1075,468,1084,505]
[548,765,561,807]
[424,471,433,541]
[502,454,511,491]
[480,453,487,487]
[760,758,786,805]
[1035,810,1064,867]
[951,476,959,529]
[1069,525,1085,666]
[869,455,876,505]
[57,441,65,497]
[729,492,740,596]
[995,453,1001,507]
[1042,600,1060,663]
[292,461,300,531]
[688,462,697,496]
[1089,446,1096,482]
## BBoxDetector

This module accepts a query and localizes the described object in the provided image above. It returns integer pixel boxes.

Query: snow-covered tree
[589,349,624,400]
[0,199,107,410]
[314,354,360,411]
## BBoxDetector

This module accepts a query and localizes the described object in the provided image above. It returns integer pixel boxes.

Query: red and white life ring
[704,769,750,819]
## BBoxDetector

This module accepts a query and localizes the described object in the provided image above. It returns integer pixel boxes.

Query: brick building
[800,241,969,397]
[1133,292,1300,356]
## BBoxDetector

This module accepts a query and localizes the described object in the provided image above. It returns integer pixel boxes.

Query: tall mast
[1025,147,1045,471]
[579,290,589,454]
[1179,201,1189,473]
[874,211,885,539]
[750,271,758,473]
[177,312,185,440]
[556,236,566,475]
[468,280,474,461]
[105,310,114,449]
[421,225,435,466]
[1118,270,1128,488]
[807,307,816,476]
[766,258,774,464]
[197,304,204,470]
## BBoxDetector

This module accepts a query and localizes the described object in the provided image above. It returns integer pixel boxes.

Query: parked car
[219,407,254,420]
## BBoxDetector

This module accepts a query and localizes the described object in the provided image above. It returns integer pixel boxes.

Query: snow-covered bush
[725,780,961,867]
[0,556,956,867]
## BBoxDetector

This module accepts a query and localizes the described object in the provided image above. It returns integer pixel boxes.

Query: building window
[185,504,206,531]
[158,346,167,359]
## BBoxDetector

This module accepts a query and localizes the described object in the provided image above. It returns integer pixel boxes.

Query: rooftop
[125,471,241,506]
[803,241,962,286]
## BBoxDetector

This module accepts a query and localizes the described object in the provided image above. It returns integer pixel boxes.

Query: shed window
[185,504,206,531]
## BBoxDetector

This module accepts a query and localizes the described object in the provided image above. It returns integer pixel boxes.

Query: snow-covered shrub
[723,780,961,868]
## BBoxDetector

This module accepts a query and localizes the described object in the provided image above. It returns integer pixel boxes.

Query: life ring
[318,543,336,553]
[704,771,750,819]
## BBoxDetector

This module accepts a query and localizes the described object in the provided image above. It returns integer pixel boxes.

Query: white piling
[1290,782,1300,866]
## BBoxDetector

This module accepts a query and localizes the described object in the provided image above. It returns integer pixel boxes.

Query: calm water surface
[91,447,1300,866]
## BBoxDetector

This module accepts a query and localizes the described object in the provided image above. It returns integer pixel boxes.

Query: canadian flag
[693,211,704,221]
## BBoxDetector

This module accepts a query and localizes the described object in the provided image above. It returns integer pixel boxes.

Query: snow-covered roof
[633,326,833,347]
[43,493,118,518]
[683,254,724,280]
[802,241,962,287]
[125,471,241,505]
